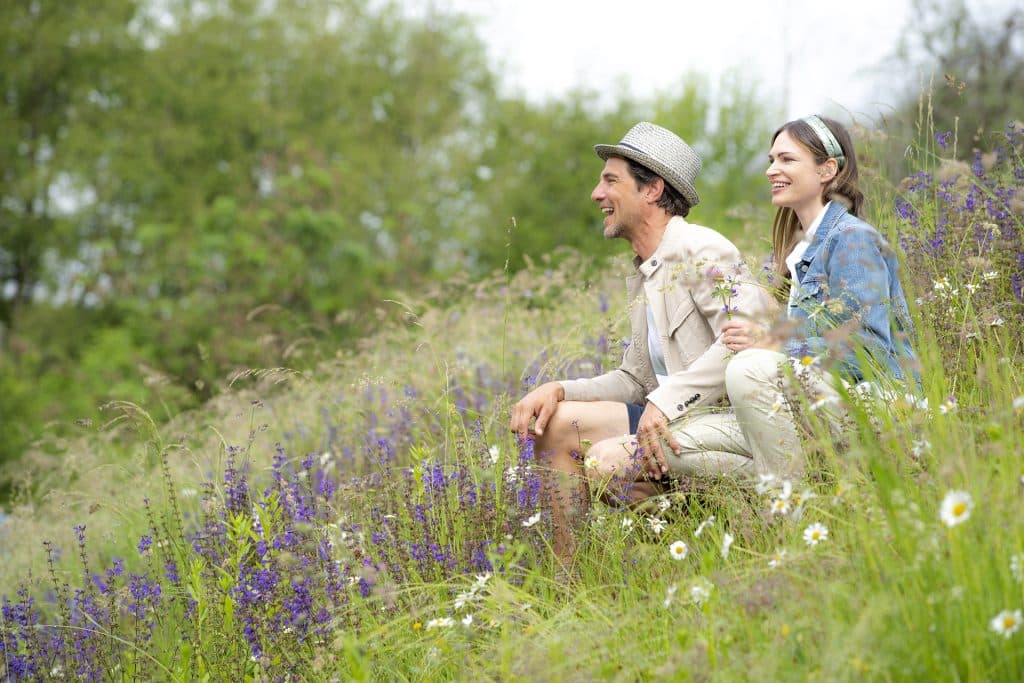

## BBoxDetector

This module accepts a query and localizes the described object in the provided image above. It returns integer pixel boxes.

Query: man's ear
[646,177,665,203]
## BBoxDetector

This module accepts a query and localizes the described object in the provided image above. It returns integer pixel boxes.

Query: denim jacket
[784,202,917,384]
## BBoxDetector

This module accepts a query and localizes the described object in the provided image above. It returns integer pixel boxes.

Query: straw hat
[594,122,701,207]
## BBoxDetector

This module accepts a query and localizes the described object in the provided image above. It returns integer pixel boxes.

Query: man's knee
[583,436,641,482]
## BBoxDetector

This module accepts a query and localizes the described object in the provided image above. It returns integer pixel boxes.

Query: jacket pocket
[666,299,700,364]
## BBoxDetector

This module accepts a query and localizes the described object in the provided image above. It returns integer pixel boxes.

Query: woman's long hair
[770,116,864,297]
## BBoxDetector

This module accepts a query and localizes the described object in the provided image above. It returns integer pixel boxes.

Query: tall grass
[2,119,1022,681]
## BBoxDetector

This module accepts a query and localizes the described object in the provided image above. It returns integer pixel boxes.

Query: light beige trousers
[662,348,841,481]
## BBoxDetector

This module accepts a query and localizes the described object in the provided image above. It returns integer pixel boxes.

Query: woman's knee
[726,348,786,399]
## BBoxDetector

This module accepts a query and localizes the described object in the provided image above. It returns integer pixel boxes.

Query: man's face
[591,156,646,240]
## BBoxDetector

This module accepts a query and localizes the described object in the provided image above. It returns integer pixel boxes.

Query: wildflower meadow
[1,120,1023,681]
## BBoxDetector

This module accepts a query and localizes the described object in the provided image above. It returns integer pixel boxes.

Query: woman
[587,115,917,493]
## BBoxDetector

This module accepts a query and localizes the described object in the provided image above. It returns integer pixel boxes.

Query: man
[509,122,770,563]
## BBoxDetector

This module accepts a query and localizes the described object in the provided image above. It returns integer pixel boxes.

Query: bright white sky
[415,0,1008,122]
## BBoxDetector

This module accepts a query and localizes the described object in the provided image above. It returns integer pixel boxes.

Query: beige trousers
[662,348,841,481]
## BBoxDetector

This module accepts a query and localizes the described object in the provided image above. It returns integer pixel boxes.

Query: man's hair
[625,158,692,217]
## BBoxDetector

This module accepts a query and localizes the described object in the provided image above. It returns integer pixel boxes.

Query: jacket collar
[634,215,687,278]
[800,200,849,264]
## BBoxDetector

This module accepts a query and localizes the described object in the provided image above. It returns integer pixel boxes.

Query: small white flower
[911,439,931,459]
[768,399,784,416]
[461,613,474,627]
[938,397,958,415]
[583,454,598,470]
[989,609,1022,638]
[473,573,491,589]
[721,532,734,559]
[522,512,541,528]
[689,577,713,606]
[990,317,1005,327]
[621,516,635,531]
[648,517,667,535]
[965,283,979,294]
[663,584,678,608]
[982,270,1000,281]
[426,617,454,630]
[755,474,777,495]
[454,590,475,610]
[939,490,973,527]
[803,522,829,546]
[770,498,791,516]
[1010,554,1023,583]
[694,515,716,537]
[669,540,689,560]
[179,487,197,498]
[768,549,787,568]
[657,497,672,512]
[488,446,500,464]
[1012,396,1024,411]
[779,480,793,500]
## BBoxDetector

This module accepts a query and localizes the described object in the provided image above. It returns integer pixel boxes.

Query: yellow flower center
[953,502,967,516]
[801,356,815,366]
[1004,616,1017,629]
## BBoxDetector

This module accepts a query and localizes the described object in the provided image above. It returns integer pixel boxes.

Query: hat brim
[594,143,700,208]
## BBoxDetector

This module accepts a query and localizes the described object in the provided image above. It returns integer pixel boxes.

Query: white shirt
[786,201,830,310]
[646,305,669,385]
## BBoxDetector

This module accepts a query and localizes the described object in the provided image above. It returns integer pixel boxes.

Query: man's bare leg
[531,400,630,567]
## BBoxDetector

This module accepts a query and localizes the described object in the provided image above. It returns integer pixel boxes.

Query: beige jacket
[561,216,771,421]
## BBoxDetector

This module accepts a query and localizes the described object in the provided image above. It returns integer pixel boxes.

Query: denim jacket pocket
[789,276,827,318]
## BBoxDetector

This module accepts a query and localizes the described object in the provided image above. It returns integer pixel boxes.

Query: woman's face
[766,129,828,218]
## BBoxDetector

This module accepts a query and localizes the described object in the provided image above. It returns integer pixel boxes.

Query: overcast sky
[415,0,1009,123]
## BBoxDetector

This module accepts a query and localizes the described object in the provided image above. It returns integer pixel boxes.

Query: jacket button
[676,404,684,411]
[800,264,808,272]
[651,259,658,266]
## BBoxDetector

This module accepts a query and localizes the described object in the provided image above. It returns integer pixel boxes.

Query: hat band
[802,115,846,170]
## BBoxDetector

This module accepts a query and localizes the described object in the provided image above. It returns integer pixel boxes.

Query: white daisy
[939,490,973,527]
[473,573,491,589]
[426,617,454,630]
[939,397,958,415]
[488,446,500,464]
[461,614,474,627]
[803,522,829,546]
[982,270,1000,281]
[721,532,734,559]
[621,516,635,531]
[522,512,541,528]
[771,498,791,516]
[990,317,1005,327]
[990,609,1022,638]
[657,497,672,512]
[669,540,689,561]
[768,549,787,569]
[648,517,667,535]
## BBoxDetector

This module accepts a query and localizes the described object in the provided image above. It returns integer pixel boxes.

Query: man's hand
[510,382,565,440]
[635,402,678,480]
[720,319,764,352]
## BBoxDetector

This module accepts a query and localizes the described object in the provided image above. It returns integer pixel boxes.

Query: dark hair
[769,116,865,288]
[625,158,692,217]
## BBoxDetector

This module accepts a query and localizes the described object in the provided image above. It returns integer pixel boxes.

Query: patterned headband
[802,115,846,170]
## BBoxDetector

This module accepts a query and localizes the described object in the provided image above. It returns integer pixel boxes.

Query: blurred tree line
[0,0,775,485]
[1,0,1021,492]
